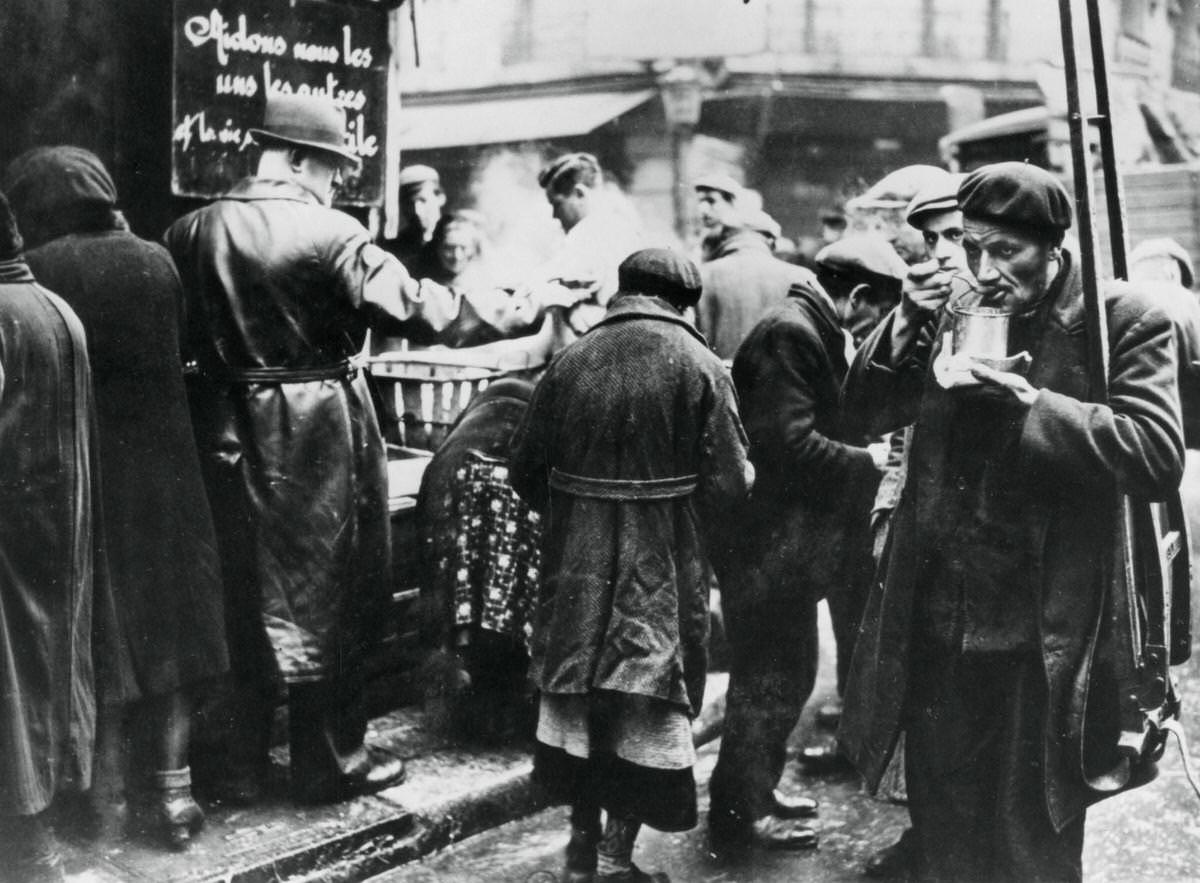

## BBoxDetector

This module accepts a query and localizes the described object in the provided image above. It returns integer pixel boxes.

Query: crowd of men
[0,91,1196,883]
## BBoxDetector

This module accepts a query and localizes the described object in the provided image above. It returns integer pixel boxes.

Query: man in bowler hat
[165,94,548,804]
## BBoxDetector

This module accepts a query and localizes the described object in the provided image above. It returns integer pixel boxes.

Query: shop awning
[397,89,656,151]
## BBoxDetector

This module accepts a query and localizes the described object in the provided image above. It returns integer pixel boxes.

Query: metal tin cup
[950,304,1011,359]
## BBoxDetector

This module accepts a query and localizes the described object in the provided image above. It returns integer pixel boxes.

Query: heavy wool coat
[26,231,229,696]
[0,261,124,814]
[839,253,1184,829]
[711,282,880,610]
[509,294,751,716]
[696,230,823,360]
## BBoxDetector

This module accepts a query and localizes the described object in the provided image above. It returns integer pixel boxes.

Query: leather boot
[151,767,205,850]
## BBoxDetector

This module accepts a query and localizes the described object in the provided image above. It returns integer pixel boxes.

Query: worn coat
[26,231,228,696]
[697,231,822,360]
[839,252,1184,829]
[164,178,535,684]
[713,282,880,607]
[0,261,108,814]
[510,294,751,716]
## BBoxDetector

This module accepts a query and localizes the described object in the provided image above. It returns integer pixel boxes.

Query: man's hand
[967,363,1039,410]
[900,259,954,319]
[529,280,592,311]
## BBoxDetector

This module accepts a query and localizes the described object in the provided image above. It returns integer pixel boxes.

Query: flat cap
[906,173,963,227]
[847,165,953,212]
[3,146,119,250]
[397,164,440,191]
[815,234,907,283]
[693,173,743,200]
[618,247,702,306]
[958,161,1072,232]
[742,207,782,240]
[1131,237,1194,289]
[538,152,601,191]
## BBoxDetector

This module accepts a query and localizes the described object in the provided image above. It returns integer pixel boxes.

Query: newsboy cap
[906,174,963,228]
[3,146,119,251]
[397,164,440,192]
[816,234,907,284]
[957,162,1072,234]
[618,248,702,306]
[847,165,953,213]
[693,173,743,201]
[742,207,782,241]
[249,93,361,169]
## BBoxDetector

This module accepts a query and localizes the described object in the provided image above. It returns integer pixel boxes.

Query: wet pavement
[372,601,1200,883]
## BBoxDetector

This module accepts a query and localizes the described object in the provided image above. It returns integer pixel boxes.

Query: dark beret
[958,161,1072,233]
[0,191,24,261]
[816,234,907,284]
[618,248,702,306]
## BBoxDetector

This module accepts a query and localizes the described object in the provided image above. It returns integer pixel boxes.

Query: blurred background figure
[536,152,644,332]
[693,173,747,262]
[696,203,819,361]
[427,209,493,289]
[1130,236,1196,290]
[5,146,228,852]
[844,164,955,265]
[383,164,447,273]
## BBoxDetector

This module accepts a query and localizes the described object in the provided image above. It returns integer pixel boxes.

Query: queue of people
[0,90,1194,883]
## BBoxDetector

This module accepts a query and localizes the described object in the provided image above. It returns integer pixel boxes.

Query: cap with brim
[906,174,964,228]
[847,165,954,213]
[742,207,782,240]
[249,94,361,170]
[693,173,743,200]
[816,234,907,283]
[1131,237,1195,289]
[618,247,702,306]
[398,164,440,191]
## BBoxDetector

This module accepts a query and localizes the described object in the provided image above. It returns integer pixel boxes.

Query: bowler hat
[249,94,361,169]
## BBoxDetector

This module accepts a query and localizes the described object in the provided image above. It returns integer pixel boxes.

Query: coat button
[955,477,967,491]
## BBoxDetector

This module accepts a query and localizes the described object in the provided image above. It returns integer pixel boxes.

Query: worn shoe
[564,823,599,882]
[150,767,205,851]
[771,788,818,819]
[864,828,916,879]
[595,864,670,882]
[295,746,407,803]
[751,815,819,850]
[799,744,855,774]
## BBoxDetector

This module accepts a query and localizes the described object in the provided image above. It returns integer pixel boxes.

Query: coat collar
[0,257,35,284]
[592,293,708,346]
[711,229,772,260]
[224,177,324,205]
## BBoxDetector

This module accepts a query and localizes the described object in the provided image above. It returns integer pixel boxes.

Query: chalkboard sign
[172,0,390,205]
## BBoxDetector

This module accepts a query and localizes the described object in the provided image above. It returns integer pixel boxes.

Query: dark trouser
[709,593,819,837]
[905,648,1084,883]
[826,567,871,698]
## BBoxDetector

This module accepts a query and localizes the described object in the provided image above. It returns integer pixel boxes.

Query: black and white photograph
[1,1,1199,880]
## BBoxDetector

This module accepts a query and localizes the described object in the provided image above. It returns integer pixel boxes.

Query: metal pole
[1057,0,1109,396]
[1085,0,1130,280]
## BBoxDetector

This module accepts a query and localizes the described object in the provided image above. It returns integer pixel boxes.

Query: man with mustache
[840,162,1184,882]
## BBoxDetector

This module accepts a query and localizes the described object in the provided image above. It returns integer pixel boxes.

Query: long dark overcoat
[26,231,228,696]
[713,283,880,610]
[0,261,113,814]
[509,294,751,716]
[839,254,1184,830]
